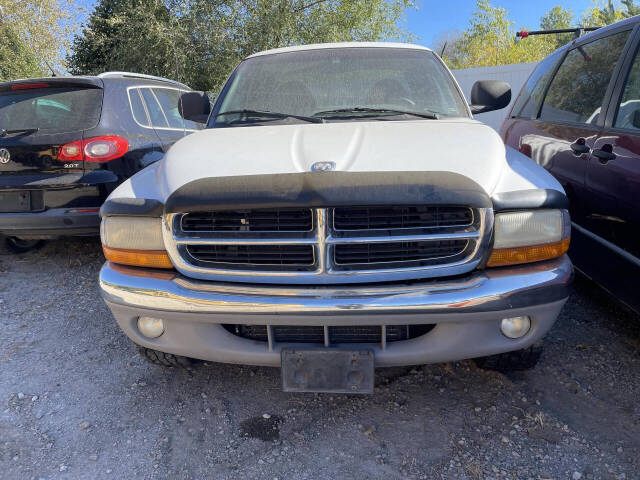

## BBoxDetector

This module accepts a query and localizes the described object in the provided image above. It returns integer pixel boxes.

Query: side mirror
[179,91,211,123]
[470,80,511,114]
[632,109,640,129]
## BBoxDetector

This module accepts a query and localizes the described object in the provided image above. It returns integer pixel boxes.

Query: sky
[406,0,597,48]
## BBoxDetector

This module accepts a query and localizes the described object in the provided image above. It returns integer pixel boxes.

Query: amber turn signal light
[487,238,570,268]
[102,246,174,269]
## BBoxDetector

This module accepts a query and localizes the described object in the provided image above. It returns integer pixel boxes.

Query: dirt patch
[240,415,282,441]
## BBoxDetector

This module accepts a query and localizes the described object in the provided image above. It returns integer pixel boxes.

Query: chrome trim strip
[175,236,319,245]
[325,232,479,244]
[99,256,573,316]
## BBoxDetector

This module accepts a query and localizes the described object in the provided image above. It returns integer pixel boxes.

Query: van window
[614,45,640,130]
[510,50,562,119]
[0,87,102,133]
[540,31,630,125]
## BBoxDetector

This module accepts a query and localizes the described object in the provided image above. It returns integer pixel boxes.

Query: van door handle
[592,147,616,163]
[570,139,590,154]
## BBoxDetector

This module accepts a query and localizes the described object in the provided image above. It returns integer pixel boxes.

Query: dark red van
[501,17,640,313]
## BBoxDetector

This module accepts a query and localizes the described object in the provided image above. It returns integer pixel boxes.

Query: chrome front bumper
[100,256,573,367]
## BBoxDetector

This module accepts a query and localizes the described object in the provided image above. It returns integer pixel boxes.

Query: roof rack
[97,72,190,89]
[516,27,601,40]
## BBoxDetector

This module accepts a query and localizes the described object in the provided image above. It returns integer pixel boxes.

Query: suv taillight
[58,135,129,163]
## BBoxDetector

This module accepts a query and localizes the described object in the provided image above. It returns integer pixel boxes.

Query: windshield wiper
[216,109,323,124]
[0,128,40,137]
[313,107,439,120]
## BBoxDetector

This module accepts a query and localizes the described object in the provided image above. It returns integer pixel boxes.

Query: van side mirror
[632,109,640,129]
[470,80,511,114]
[179,91,211,123]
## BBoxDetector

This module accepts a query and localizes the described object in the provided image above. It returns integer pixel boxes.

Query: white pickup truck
[98,43,572,394]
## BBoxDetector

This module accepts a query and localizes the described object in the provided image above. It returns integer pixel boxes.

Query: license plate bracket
[0,191,32,213]
[281,349,374,394]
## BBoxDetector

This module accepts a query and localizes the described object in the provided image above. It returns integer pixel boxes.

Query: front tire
[136,345,199,368]
[5,236,44,253]
[473,341,543,373]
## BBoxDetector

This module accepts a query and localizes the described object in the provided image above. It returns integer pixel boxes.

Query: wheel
[136,345,199,368]
[473,341,543,373]
[5,236,44,253]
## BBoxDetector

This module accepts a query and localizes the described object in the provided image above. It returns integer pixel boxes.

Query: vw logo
[0,148,9,164]
[311,161,335,172]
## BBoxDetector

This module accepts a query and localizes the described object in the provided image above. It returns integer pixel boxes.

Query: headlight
[487,209,570,267]
[100,216,173,269]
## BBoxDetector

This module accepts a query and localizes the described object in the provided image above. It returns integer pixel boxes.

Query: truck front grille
[165,205,492,284]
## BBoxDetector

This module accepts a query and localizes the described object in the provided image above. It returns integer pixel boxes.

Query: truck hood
[160,119,509,197]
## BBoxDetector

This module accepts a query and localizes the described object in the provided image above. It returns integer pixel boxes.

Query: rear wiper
[216,109,323,124]
[313,107,439,120]
[0,128,40,137]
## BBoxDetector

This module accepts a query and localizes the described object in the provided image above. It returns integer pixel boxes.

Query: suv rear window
[0,87,103,134]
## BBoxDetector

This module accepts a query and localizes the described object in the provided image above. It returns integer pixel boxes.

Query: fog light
[137,317,164,338]
[500,316,531,339]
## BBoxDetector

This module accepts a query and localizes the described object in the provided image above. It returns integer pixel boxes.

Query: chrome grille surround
[163,207,494,285]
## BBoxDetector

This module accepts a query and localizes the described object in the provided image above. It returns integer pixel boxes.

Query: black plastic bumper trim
[491,188,569,212]
[100,198,164,218]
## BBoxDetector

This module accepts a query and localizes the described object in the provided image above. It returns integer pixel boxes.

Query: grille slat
[334,240,468,266]
[181,209,313,232]
[186,244,314,266]
[333,205,473,230]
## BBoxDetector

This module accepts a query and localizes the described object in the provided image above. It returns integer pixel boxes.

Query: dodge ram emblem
[311,161,335,172]
[0,148,10,164]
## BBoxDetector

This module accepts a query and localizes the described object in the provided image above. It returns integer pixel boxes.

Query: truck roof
[247,42,432,59]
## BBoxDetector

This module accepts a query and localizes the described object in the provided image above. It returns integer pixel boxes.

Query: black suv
[0,72,203,251]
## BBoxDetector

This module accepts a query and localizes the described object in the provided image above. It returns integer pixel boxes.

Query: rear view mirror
[179,91,211,123]
[470,80,511,114]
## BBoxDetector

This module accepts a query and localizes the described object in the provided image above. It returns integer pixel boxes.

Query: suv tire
[473,341,543,373]
[5,237,44,253]
[136,345,199,368]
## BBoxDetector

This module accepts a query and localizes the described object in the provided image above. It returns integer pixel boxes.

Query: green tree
[69,0,417,92]
[540,6,574,50]
[0,0,78,78]
[621,0,640,16]
[581,0,626,26]
[441,0,556,69]
[0,18,43,81]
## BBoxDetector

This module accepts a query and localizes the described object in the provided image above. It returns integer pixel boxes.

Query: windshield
[212,47,469,127]
[0,87,103,134]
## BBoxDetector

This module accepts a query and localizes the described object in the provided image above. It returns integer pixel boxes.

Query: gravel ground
[1,236,639,480]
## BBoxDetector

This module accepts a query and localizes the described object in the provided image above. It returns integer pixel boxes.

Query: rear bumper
[100,256,573,367]
[0,208,100,237]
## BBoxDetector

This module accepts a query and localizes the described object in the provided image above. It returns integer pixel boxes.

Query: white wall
[452,62,538,132]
